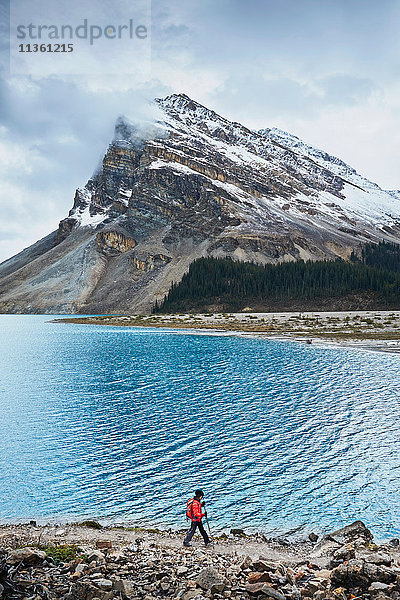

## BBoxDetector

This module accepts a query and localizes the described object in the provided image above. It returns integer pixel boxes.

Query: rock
[313,569,331,582]
[177,566,189,575]
[363,563,397,584]
[96,541,112,550]
[230,529,244,536]
[332,543,355,562]
[113,578,136,598]
[389,538,399,547]
[92,579,113,591]
[72,581,111,600]
[356,550,392,565]
[310,539,342,558]
[308,533,318,543]
[332,586,347,600]
[331,558,397,589]
[328,521,373,545]
[247,572,271,584]
[260,585,285,600]
[301,579,322,596]
[75,563,87,574]
[160,577,171,592]
[369,582,390,592]
[87,550,106,564]
[7,547,47,565]
[330,559,370,589]
[196,567,225,591]
[183,590,202,600]
[251,559,280,572]
[245,582,266,595]
[240,555,252,570]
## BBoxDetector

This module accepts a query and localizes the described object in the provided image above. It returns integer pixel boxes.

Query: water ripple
[1,315,400,539]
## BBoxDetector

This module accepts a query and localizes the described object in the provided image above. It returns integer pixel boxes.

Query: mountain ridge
[0,93,399,314]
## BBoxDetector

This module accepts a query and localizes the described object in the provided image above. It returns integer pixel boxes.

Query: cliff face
[1,93,400,314]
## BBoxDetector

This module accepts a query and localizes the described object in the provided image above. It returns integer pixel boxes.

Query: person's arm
[193,500,204,520]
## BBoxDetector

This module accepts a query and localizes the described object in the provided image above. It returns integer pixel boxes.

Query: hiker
[184,489,211,547]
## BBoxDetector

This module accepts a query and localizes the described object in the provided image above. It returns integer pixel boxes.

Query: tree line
[153,241,400,313]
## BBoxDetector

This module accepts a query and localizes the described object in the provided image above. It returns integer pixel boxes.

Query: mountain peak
[1,94,400,314]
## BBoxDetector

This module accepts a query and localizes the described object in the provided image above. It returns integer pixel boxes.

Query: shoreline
[54,310,400,354]
[1,520,400,600]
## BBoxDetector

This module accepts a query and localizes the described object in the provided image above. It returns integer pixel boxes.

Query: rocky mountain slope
[1,93,400,314]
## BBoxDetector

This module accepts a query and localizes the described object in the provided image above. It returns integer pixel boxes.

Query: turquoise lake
[0,315,399,540]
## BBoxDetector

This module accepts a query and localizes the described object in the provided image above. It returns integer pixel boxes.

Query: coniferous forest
[154,241,400,313]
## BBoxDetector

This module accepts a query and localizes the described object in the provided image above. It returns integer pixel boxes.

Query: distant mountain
[1,93,400,314]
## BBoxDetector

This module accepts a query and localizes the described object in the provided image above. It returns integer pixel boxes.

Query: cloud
[0,73,166,262]
[0,0,400,263]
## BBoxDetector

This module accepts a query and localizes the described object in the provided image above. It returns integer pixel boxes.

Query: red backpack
[186,498,194,520]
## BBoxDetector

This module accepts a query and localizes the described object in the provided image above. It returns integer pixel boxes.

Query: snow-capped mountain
[0,93,399,314]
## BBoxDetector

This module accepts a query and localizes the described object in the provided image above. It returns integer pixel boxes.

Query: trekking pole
[205,514,212,535]
[203,503,212,536]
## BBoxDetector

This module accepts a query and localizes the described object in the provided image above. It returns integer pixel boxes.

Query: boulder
[328,521,373,545]
[245,582,267,594]
[251,559,280,572]
[71,581,112,600]
[248,572,271,584]
[182,590,202,600]
[113,578,136,598]
[356,550,392,566]
[260,585,286,600]
[331,558,397,589]
[196,567,225,591]
[92,578,113,591]
[313,569,331,582]
[330,559,370,589]
[309,533,318,543]
[363,563,397,584]
[310,539,342,558]
[7,547,47,565]
[332,586,347,600]
[96,541,112,550]
[369,582,391,592]
[240,555,252,570]
[332,543,356,562]
[87,550,106,565]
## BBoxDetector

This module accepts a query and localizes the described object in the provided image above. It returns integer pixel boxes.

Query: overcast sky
[1,0,400,263]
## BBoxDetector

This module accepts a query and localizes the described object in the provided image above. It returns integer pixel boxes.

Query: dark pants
[184,519,210,545]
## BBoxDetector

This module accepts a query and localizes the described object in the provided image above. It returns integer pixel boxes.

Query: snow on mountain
[1,92,400,314]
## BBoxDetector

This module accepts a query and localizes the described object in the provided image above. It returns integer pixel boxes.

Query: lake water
[0,315,399,540]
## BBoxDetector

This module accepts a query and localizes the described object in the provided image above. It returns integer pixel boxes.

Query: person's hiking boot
[183,541,191,547]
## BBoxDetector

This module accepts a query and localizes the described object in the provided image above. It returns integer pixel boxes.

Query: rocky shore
[1,521,400,600]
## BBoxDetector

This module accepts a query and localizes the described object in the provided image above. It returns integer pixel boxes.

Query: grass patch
[43,544,83,562]
[77,520,102,530]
